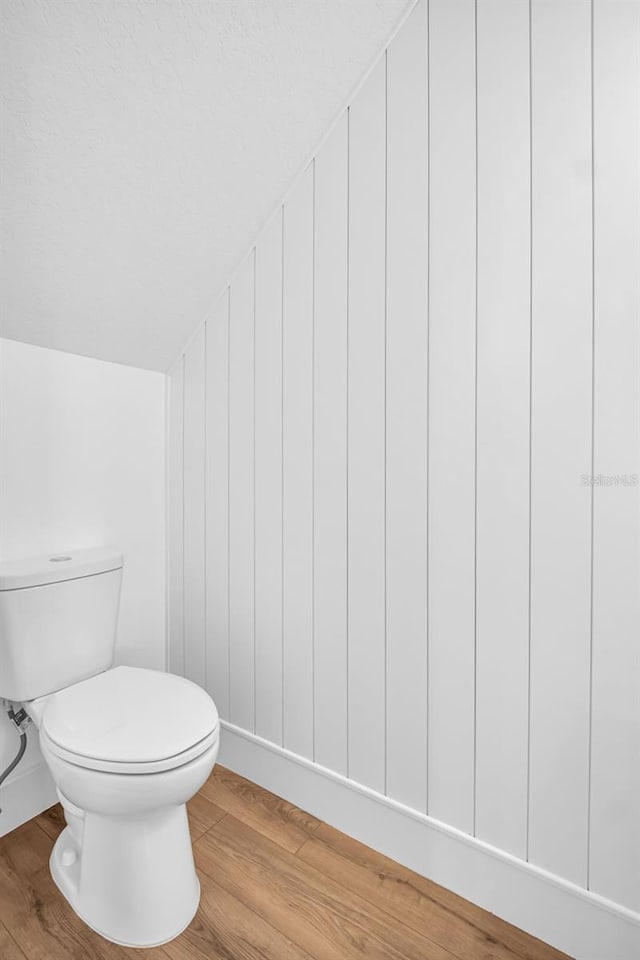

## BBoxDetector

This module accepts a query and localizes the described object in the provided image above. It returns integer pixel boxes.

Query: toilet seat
[39,665,219,775]
[40,726,219,774]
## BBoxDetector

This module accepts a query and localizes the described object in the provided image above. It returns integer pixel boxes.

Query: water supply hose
[0,703,30,814]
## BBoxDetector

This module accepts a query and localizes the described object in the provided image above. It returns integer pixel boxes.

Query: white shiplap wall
[168,0,640,943]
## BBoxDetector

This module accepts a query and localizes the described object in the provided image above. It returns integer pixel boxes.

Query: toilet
[0,547,219,948]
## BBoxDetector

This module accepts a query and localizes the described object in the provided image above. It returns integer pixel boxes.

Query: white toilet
[0,547,219,948]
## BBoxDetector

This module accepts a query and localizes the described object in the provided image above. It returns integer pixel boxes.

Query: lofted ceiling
[0,0,410,371]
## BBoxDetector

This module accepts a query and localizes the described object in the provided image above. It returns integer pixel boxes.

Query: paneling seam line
[346,105,351,782]
[253,246,257,736]
[383,46,389,800]
[203,320,208,696]
[472,0,479,839]
[425,0,431,819]
[227,288,232,720]
[526,0,533,864]
[586,0,596,892]
[312,158,317,765]
[181,352,186,679]
[281,204,286,750]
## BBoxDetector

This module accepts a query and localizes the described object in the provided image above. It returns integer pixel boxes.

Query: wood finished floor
[0,766,571,960]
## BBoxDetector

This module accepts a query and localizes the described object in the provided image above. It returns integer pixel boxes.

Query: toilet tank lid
[0,547,123,591]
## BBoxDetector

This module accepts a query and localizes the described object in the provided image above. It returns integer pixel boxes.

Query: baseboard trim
[219,720,640,960]
[0,760,57,837]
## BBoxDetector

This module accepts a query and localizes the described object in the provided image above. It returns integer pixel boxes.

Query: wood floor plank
[199,765,320,853]
[0,922,28,960]
[194,813,458,960]
[298,823,570,960]
[187,793,227,841]
[35,803,66,841]
[5,864,170,960]
[0,820,55,928]
[163,875,315,960]
[296,823,516,960]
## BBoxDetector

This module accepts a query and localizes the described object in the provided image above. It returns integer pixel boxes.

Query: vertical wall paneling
[529,0,592,885]
[474,0,530,857]
[254,213,284,745]
[168,356,185,677]
[427,0,476,832]
[228,254,256,731]
[282,165,315,759]
[183,325,206,685]
[590,0,640,912]
[167,0,640,927]
[205,292,230,719]
[386,0,429,811]
[347,57,387,794]
[313,115,349,773]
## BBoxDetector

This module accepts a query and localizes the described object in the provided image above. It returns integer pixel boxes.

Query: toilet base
[50,863,200,949]
[50,799,201,948]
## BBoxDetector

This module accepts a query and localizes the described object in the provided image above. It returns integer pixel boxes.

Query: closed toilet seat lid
[41,666,219,774]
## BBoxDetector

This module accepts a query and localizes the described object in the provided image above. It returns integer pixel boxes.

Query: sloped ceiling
[0,0,411,371]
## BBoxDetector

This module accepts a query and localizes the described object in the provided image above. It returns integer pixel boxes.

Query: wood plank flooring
[0,766,571,960]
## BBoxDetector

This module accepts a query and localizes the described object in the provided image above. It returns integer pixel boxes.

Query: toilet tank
[0,548,123,702]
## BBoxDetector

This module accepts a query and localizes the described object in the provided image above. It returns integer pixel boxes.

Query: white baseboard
[0,760,57,837]
[219,720,640,960]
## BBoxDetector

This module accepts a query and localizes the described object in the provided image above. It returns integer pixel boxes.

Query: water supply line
[0,701,32,814]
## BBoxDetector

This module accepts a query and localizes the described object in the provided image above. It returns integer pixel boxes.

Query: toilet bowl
[26,665,220,948]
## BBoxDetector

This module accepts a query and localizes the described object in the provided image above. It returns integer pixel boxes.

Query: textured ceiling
[0,0,410,371]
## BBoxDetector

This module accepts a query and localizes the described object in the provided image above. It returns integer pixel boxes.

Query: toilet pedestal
[51,795,200,948]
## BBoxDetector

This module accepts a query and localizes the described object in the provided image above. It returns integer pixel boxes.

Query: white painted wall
[0,337,166,834]
[167,1,640,956]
